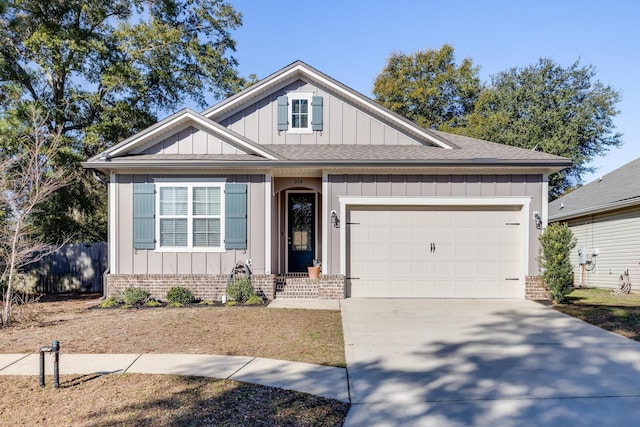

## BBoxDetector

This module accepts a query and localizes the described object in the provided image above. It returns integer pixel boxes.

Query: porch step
[275,276,320,299]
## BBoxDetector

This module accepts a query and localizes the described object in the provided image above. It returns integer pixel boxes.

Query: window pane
[193,218,221,247]
[160,219,187,247]
[160,187,187,215]
[193,187,221,215]
[291,99,309,129]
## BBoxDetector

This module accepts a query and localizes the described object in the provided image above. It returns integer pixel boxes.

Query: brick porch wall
[106,274,276,301]
[525,275,549,301]
[275,275,345,299]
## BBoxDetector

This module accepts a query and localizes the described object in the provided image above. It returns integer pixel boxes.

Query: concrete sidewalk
[0,353,349,403]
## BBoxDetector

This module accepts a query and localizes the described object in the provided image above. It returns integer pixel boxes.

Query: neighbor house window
[157,184,223,250]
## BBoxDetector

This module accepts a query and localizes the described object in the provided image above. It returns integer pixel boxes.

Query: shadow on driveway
[341,299,640,426]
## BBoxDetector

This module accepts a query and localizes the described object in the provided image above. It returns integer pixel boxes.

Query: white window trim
[287,92,314,134]
[154,179,226,252]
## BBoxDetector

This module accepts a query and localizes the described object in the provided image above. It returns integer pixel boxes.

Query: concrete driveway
[341,299,640,426]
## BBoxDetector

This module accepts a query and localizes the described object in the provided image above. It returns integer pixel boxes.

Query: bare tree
[0,107,73,326]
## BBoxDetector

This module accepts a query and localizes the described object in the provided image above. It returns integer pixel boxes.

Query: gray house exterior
[549,158,640,290]
[83,61,571,300]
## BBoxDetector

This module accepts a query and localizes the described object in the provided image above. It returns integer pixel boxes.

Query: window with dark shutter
[133,183,156,249]
[225,183,247,249]
[312,96,323,131]
[277,96,289,131]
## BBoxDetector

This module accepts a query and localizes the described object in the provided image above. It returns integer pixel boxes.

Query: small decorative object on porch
[612,269,631,295]
[308,259,321,279]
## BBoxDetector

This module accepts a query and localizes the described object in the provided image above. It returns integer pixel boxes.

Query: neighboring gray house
[549,158,640,290]
[83,61,571,300]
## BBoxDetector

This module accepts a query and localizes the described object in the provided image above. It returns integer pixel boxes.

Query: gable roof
[202,60,457,149]
[549,157,640,221]
[83,60,572,173]
[87,108,282,162]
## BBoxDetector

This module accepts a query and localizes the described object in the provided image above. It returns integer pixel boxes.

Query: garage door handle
[505,278,519,281]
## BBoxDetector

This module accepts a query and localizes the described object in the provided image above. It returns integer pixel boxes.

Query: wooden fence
[18,243,108,294]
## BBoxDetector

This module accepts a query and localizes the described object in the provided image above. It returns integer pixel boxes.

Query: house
[549,158,640,290]
[83,61,571,300]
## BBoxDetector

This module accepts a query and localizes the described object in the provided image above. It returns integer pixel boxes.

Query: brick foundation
[525,275,549,300]
[106,274,276,301]
[275,275,345,299]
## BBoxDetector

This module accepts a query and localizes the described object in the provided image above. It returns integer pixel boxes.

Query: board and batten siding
[115,174,266,276]
[324,174,544,276]
[132,126,247,155]
[219,79,421,146]
[566,205,640,289]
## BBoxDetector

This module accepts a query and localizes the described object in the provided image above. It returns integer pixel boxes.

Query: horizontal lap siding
[567,205,640,289]
[116,174,265,276]
[326,174,542,276]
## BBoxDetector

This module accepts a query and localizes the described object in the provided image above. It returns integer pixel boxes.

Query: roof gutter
[82,158,572,171]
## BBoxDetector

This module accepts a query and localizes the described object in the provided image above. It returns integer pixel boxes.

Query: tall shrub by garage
[538,222,577,303]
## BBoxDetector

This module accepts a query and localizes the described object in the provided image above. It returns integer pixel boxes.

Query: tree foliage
[538,223,577,304]
[373,48,622,198]
[0,0,243,242]
[372,44,482,129]
[0,106,72,325]
[458,59,621,199]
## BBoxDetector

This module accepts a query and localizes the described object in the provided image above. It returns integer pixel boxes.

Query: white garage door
[348,206,523,298]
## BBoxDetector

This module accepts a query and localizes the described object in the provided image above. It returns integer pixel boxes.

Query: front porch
[274,274,345,299]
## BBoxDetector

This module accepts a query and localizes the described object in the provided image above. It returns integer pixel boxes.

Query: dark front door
[287,192,316,273]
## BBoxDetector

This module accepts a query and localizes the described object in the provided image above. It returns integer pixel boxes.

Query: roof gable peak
[203,61,457,150]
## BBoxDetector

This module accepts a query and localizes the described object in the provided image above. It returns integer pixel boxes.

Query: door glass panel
[290,195,313,251]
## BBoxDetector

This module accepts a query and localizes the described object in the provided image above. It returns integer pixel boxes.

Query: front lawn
[554,288,640,341]
[0,294,346,368]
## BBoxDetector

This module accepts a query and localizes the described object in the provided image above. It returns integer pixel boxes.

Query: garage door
[347,206,522,298]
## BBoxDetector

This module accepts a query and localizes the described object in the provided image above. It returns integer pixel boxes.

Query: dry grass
[0,374,349,426]
[0,294,349,425]
[0,293,345,367]
[554,288,640,341]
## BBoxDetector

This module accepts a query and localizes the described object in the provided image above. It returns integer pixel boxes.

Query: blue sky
[222,0,639,184]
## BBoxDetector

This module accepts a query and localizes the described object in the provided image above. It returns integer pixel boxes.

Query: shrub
[118,287,150,306]
[100,297,120,308]
[225,300,238,306]
[166,287,195,305]
[538,223,577,304]
[226,277,256,303]
[245,294,264,305]
[144,300,162,307]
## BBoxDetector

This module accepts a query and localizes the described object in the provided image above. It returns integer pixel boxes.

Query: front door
[287,192,316,273]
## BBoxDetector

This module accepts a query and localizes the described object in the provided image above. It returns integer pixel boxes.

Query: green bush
[245,294,264,305]
[166,287,195,305]
[118,287,150,306]
[144,300,162,307]
[225,300,238,307]
[100,297,119,308]
[538,223,577,304]
[226,277,256,303]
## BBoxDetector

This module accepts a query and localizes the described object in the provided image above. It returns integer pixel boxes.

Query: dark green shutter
[312,96,323,131]
[225,183,247,249]
[133,183,155,250]
[277,96,288,131]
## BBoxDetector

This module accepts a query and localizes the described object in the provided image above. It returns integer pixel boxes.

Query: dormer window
[277,93,323,133]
